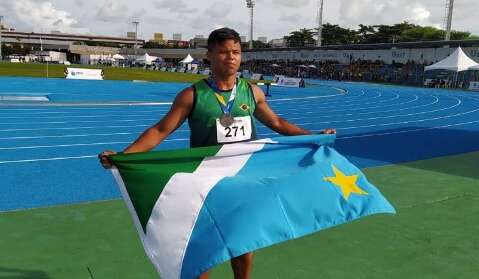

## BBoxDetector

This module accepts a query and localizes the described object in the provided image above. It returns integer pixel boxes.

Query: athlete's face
[207,39,242,77]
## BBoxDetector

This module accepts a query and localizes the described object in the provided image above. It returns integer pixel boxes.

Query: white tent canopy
[179,54,194,64]
[136,53,157,65]
[424,47,479,72]
[112,54,125,60]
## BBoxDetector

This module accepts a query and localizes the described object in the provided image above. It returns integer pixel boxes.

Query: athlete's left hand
[319,128,336,134]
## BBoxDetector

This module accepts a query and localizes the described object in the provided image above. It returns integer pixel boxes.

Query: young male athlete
[100,27,335,279]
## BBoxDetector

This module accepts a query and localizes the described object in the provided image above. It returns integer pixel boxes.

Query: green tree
[450,30,472,40]
[284,28,316,47]
[241,40,271,50]
[356,24,375,43]
[281,23,475,47]
[364,22,417,43]
[400,26,444,41]
[318,23,358,45]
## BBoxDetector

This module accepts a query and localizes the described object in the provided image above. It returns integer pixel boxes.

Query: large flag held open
[110,134,395,279]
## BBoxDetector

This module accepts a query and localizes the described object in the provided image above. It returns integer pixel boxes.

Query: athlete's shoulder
[246,82,265,103]
[192,78,208,87]
[174,86,195,105]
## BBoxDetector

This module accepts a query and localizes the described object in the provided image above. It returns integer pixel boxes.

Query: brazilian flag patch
[240,104,250,111]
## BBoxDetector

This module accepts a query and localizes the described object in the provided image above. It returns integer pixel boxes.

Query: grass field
[0,62,205,83]
[1,151,478,279]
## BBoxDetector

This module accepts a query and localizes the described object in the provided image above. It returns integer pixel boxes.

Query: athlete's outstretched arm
[252,84,335,136]
[99,87,194,168]
[123,87,194,153]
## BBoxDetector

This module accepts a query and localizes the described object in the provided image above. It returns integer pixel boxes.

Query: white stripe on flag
[144,141,266,279]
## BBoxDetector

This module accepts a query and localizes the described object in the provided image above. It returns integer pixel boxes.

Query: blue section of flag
[181,135,395,278]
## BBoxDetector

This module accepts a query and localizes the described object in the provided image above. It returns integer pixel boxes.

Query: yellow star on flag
[324,165,368,200]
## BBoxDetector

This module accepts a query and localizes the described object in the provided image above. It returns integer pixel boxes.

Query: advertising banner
[272,75,305,88]
[469,81,479,91]
[65,68,104,80]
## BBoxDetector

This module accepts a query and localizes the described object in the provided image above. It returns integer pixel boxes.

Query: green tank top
[188,78,257,147]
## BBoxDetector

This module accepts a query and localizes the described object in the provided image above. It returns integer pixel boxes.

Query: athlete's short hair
[207,27,241,50]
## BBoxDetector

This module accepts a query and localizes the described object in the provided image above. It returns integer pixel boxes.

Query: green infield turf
[1,151,478,279]
[0,62,205,83]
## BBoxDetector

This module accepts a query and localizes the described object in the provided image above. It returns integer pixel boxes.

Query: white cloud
[96,0,128,22]
[0,0,477,39]
[272,0,310,8]
[188,2,234,31]
[154,0,198,13]
[338,0,439,29]
[204,1,233,19]
[180,2,250,40]
[10,0,88,33]
[279,13,302,23]
[74,0,84,7]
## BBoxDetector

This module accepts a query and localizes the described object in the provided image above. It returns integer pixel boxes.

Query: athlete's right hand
[98,150,117,169]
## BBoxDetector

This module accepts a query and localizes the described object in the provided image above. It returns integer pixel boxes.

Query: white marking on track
[0,138,189,150]
[0,155,97,164]
[293,96,461,125]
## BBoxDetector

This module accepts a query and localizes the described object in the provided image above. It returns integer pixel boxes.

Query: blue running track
[1,76,479,211]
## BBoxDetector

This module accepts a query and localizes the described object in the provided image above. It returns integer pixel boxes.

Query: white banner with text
[66,68,104,80]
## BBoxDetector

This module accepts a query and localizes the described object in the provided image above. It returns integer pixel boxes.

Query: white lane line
[0,94,429,133]
[0,93,455,134]
[0,96,436,135]
[257,118,479,139]
[0,124,151,132]
[0,155,98,164]
[0,110,169,119]
[285,95,440,120]
[2,121,479,165]
[0,101,174,107]
[0,132,139,140]
[334,106,479,130]
[337,119,479,139]
[6,101,472,150]
[0,141,132,150]
[289,96,461,125]
[0,90,361,119]
[268,89,369,105]
[0,87,352,114]
[275,93,399,114]
[4,121,478,165]
[276,94,419,116]
[0,90,425,127]
[0,118,160,126]
[267,93,342,102]
[0,138,190,150]
[272,90,383,108]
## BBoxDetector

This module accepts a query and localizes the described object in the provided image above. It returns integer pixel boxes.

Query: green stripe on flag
[110,145,222,232]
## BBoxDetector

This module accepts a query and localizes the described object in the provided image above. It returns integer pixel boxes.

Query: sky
[0,0,478,41]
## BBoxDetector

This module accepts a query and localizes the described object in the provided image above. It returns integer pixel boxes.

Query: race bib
[216,116,252,143]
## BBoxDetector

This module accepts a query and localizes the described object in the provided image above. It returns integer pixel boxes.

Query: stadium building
[243,39,479,65]
[0,30,144,63]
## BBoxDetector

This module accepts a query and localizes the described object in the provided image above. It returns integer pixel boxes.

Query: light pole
[316,0,324,47]
[0,16,4,61]
[444,0,454,41]
[132,21,139,57]
[246,0,255,49]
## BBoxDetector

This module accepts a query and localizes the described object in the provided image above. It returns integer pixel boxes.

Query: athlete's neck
[210,74,236,91]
